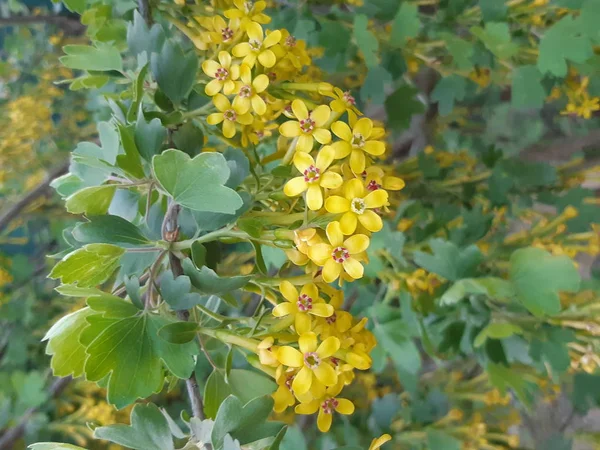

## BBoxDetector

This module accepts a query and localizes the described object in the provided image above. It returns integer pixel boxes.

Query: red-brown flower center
[215,67,229,81]
[297,293,313,311]
[367,180,381,191]
[304,351,320,368]
[326,312,337,325]
[299,118,315,133]
[321,397,339,414]
[343,91,356,105]
[286,35,297,47]
[224,109,237,121]
[249,39,262,51]
[303,165,321,183]
[221,27,234,41]
[331,246,349,263]
[239,85,252,98]
[351,133,365,148]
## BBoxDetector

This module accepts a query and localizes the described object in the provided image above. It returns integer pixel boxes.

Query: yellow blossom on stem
[208,15,241,45]
[276,332,340,395]
[207,93,253,138]
[225,0,270,28]
[325,178,388,235]
[202,51,240,96]
[283,146,342,210]
[232,22,281,68]
[279,99,332,152]
[331,117,386,174]
[273,281,334,334]
[369,434,392,450]
[327,87,361,115]
[295,383,355,432]
[232,64,269,115]
[308,221,369,283]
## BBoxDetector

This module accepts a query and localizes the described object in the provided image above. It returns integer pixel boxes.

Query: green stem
[254,274,314,286]
[199,328,260,353]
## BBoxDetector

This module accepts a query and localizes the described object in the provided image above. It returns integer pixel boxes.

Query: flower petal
[232,42,251,57]
[339,211,358,235]
[331,140,351,159]
[296,134,314,153]
[319,172,343,189]
[253,73,270,93]
[306,184,323,210]
[364,140,386,156]
[326,221,344,246]
[295,313,312,335]
[331,121,352,141]
[344,234,370,254]
[292,99,309,120]
[313,362,337,386]
[232,95,250,114]
[335,398,355,415]
[237,113,254,125]
[251,95,267,115]
[342,257,364,279]
[264,29,282,48]
[277,346,303,367]
[349,149,366,174]
[272,302,295,317]
[239,63,252,84]
[325,196,350,214]
[206,113,224,125]
[344,178,365,200]
[358,210,383,232]
[353,117,373,138]
[313,128,332,145]
[279,121,301,137]
[364,189,388,208]
[213,93,230,112]
[322,259,342,283]
[317,409,333,433]
[311,105,331,127]
[295,400,319,415]
[308,243,332,265]
[292,366,313,395]
[317,336,340,358]
[315,145,335,171]
[246,22,263,41]
[222,120,237,138]
[301,283,318,299]
[310,303,334,317]
[258,49,277,68]
[202,59,220,77]
[383,176,405,191]
[299,332,318,353]
[218,50,231,68]
[279,280,298,302]
[293,151,314,173]
[284,177,308,197]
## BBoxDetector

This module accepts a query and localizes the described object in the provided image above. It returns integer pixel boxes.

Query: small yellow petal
[317,409,333,432]
[383,176,405,191]
[316,336,340,358]
[217,50,231,68]
[353,117,373,138]
[331,140,351,159]
[299,332,318,353]
[301,283,318,300]
[342,257,364,279]
[325,196,350,214]
[339,211,358,235]
[296,134,314,153]
[213,93,230,112]
[364,140,386,156]
[335,398,355,415]
[319,172,343,189]
[272,302,295,317]
[264,29,282,47]
[344,178,365,200]
[293,151,314,173]
[279,280,298,302]
[315,145,335,171]
[284,177,308,197]
[279,121,302,137]
[311,105,331,127]
[322,259,342,283]
[206,113,224,125]
[202,60,220,77]
[369,434,392,450]
[326,221,344,246]
[308,243,332,265]
[277,346,303,367]
[295,400,319,415]
[258,49,277,68]
[331,121,352,141]
[310,303,334,317]
[246,21,263,41]
[344,234,369,254]
[364,189,388,208]
[292,366,313,395]
[253,74,270,93]
[313,128,332,145]
[295,313,312,335]
[292,99,309,120]
[306,184,323,210]
[358,210,383,232]
[232,42,251,57]
[313,362,337,386]
[349,149,366,174]
[222,119,236,138]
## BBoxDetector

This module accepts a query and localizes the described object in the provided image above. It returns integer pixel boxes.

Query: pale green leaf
[65,185,117,216]
[60,43,122,72]
[49,244,125,287]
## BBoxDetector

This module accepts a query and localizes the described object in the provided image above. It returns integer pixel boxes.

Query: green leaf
[211,395,274,450]
[84,312,197,408]
[159,270,206,311]
[431,75,468,116]
[426,430,462,450]
[390,3,420,47]
[474,322,524,347]
[512,65,546,109]
[440,277,514,305]
[158,321,199,344]
[135,115,166,162]
[538,15,594,76]
[373,320,421,388]
[480,0,507,21]
[49,244,125,288]
[204,370,233,419]
[224,148,250,189]
[116,123,145,180]
[72,215,150,247]
[353,14,378,68]
[94,403,174,450]
[65,185,117,216]
[173,122,204,157]
[87,294,140,317]
[487,362,532,406]
[60,43,122,72]
[360,65,393,104]
[470,22,518,59]
[509,247,581,316]
[183,259,250,295]
[61,0,85,13]
[385,84,425,130]
[414,239,483,281]
[153,149,243,214]
[442,33,474,70]
[43,308,95,377]
[151,40,198,105]
[127,10,166,57]
[29,444,88,450]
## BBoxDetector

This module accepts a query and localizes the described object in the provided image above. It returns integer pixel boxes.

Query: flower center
[286,35,297,47]
[330,356,339,366]
[297,293,313,311]
[285,374,294,390]
[239,85,252,98]
[299,118,315,133]
[224,109,237,122]
[221,27,234,41]
[215,67,229,81]
[326,312,337,325]
[367,180,381,191]
[343,91,356,105]
[255,130,265,139]
[249,39,262,51]
[331,246,349,263]
[351,133,365,148]
[351,198,366,215]
[321,397,339,414]
[268,71,277,81]
[303,165,321,183]
[304,351,321,369]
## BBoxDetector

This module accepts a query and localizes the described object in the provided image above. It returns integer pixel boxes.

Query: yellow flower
[276,332,340,395]
[327,87,361,115]
[232,22,281,68]
[279,99,332,152]
[295,383,354,432]
[272,369,297,413]
[257,337,279,367]
[232,64,269,115]
[325,178,388,235]
[208,15,241,45]
[207,93,253,138]
[273,281,334,334]
[202,51,240,96]
[364,166,405,191]
[331,117,386,174]
[369,434,392,450]
[224,0,270,28]
[308,222,369,283]
[283,146,342,210]
[314,288,353,337]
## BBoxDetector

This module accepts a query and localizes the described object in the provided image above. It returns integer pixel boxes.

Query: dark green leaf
[72,215,150,247]
[151,40,198,105]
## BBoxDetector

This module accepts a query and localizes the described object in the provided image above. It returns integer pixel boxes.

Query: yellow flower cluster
[187,0,404,434]
[560,75,600,120]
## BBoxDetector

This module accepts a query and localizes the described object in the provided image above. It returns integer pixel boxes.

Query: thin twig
[137,0,153,26]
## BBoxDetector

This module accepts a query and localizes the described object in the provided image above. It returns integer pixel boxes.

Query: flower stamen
[297,293,313,311]
[303,165,321,183]
[331,246,349,263]
[304,351,321,369]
